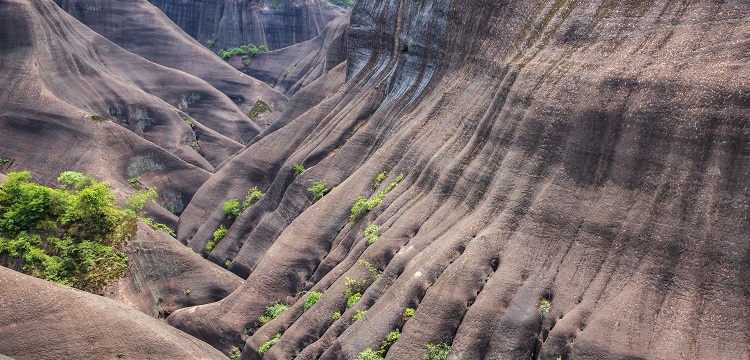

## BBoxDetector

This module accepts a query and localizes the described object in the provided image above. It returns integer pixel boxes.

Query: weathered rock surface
[168,0,750,359]
[54,0,288,128]
[149,0,344,51]
[0,267,226,359]
[105,222,243,318]
[239,13,350,96]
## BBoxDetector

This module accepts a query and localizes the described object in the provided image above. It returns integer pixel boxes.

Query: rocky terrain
[1,0,749,359]
[149,0,345,51]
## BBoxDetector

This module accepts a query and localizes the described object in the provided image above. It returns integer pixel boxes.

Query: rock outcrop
[105,222,243,318]
[167,0,750,359]
[0,267,226,359]
[149,0,345,51]
[54,0,288,127]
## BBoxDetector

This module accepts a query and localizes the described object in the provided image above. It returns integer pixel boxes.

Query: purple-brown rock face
[167,0,750,359]
[148,0,345,50]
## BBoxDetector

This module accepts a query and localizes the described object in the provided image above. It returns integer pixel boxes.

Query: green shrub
[352,309,367,321]
[307,181,331,202]
[206,225,228,252]
[349,173,404,222]
[293,164,305,178]
[259,301,289,325]
[355,348,383,360]
[225,259,232,267]
[223,198,242,219]
[304,291,323,311]
[358,259,382,278]
[344,277,365,308]
[230,346,241,359]
[243,187,263,208]
[424,342,451,360]
[244,60,251,66]
[364,224,379,244]
[404,307,415,319]
[381,329,401,352]
[141,217,175,237]
[332,311,341,321]
[258,333,280,357]
[373,171,386,189]
[0,171,135,293]
[539,298,550,316]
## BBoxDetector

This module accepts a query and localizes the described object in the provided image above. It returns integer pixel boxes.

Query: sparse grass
[259,301,289,325]
[259,333,280,357]
[247,99,273,119]
[304,291,323,311]
[308,181,331,202]
[90,115,108,122]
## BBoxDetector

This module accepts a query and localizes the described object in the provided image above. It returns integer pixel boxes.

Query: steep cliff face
[167,0,750,359]
[149,0,344,51]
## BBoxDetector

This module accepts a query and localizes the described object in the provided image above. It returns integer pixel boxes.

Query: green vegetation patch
[304,291,323,311]
[345,277,366,308]
[259,333,280,357]
[259,301,289,325]
[218,43,269,61]
[307,181,331,202]
[0,171,139,293]
[247,99,273,119]
[293,164,305,178]
[223,187,264,220]
[364,224,379,244]
[349,173,404,222]
[424,341,451,360]
[206,225,228,253]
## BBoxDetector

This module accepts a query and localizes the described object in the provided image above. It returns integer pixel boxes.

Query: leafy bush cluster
[352,309,367,321]
[304,291,323,311]
[350,173,404,221]
[358,259,382,278]
[355,329,401,360]
[373,171,386,189]
[229,346,241,360]
[218,43,269,61]
[259,301,289,325]
[424,342,451,360]
[293,164,305,178]
[0,171,138,293]
[206,225,228,252]
[307,181,331,202]
[223,187,264,219]
[345,277,365,308]
[539,298,550,316]
[364,224,379,244]
[259,333,280,357]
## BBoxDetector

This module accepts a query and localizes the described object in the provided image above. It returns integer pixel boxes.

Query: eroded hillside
[0,0,748,359]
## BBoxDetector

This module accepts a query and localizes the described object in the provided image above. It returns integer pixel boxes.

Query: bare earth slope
[149,0,344,51]
[54,0,288,128]
[0,267,226,360]
[168,0,750,359]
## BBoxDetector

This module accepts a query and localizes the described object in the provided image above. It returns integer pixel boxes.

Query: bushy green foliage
[141,217,176,237]
[373,171,386,189]
[364,224,379,244]
[404,307,415,319]
[539,298,550,315]
[352,309,367,321]
[344,277,365,308]
[424,342,451,360]
[293,164,305,178]
[381,329,401,352]
[259,301,289,325]
[332,311,341,320]
[304,291,323,311]
[326,0,355,9]
[349,173,404,221]
[206,225,228,252]
[244,60,251,66]
[356,348,383,360]
[259,333,280,357]
[229,346,241,359]
[218,43,268,61]
[223,198,242,219]
[244,187,263,208]
[307,181,331,202]
[0,171,136,293]
[225,260,232,267]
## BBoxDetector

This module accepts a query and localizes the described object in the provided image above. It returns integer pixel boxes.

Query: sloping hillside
[166,1,750,359]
